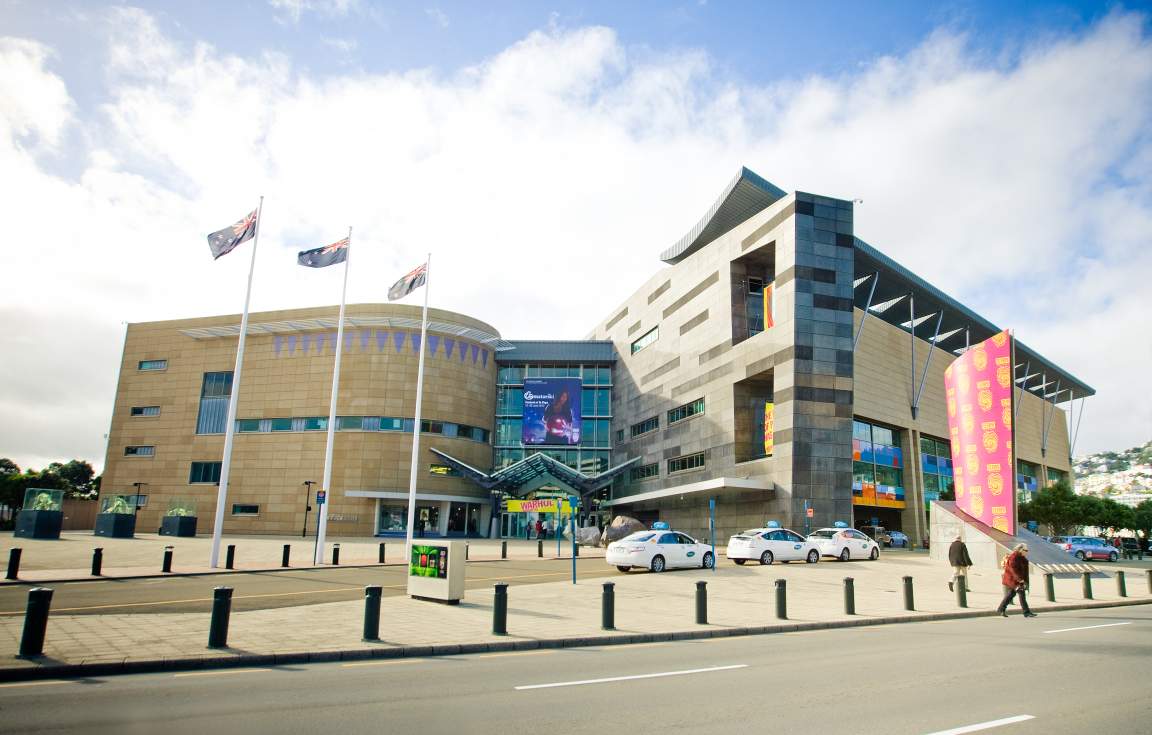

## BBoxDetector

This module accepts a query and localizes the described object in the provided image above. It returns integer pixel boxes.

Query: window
[237,419,261,432]
[497,365,524,384]
[629,463,659,481]
[125,446,154,456]
[337,416,364,430]
[630,326,658,354]
[615,429,624,443]
[189,461,222,484]
[196,371,233,434]
[302,417,327,431]
[138,360,167,371]
[668,452,705,474]
[630,416,659,437]
[420,420,444,434]
[668,398,705,424]
[130,406,160,417]
[231,504,259,516]
[270,418,293,432]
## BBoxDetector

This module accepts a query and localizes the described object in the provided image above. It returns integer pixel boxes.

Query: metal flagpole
[209,196,263,569]
[314,227,353,565]
[404,253,432,567]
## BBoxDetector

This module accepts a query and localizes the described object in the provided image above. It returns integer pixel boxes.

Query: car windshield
[809,530,837,539]
[741,529,764,536]
[622,532,655,542]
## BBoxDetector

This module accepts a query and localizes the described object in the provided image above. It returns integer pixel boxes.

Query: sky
[1,0,1150,474]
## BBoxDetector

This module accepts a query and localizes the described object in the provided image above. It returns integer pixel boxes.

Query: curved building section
[102,304,501,537]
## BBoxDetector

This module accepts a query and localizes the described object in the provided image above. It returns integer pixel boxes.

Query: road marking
[514,664,748,690]
[342,659,428,668]
[174,668,272,678]
[923,715,1035,734]
[478,650,555,659]
[0,680,78,689]
[1043,622,1131,634]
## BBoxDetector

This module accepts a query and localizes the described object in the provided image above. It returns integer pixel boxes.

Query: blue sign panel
[522,377,582,445]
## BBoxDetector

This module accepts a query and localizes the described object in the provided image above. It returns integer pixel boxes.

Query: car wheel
[839,548,850,562]
[733,558,746,565]
[760,550,774,565]
[616,566,630,573]
[651,555,666,573]
[1109,552,1118,563]
[703,552,715,569]
[1075,550,1086,561]
[870,547,880,560]
[806,549,819,564]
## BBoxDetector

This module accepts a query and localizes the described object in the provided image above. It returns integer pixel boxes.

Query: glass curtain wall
[852,419,906,508]
[919,436,954,508]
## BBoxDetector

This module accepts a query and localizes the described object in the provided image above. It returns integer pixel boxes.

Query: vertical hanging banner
[522,377,582,445]
[763,401,775,456]
[944,329,1016,534]
[762,283,775,329]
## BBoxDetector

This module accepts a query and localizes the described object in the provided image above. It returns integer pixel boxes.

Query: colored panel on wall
[763,401,775,456]
[522,377,582,445]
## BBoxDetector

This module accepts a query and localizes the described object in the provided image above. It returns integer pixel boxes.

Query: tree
[0,458,19,476]
[47,460,96,498]
[1133,500,1152,544]
[1027,479,1082,535]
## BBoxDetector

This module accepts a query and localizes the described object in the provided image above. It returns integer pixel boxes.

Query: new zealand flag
[206,210,258,259]
[298,237,349,268]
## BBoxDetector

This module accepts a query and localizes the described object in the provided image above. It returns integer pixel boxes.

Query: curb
[2,597,1147,683]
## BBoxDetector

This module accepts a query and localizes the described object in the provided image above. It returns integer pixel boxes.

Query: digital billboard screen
[409,544,448,578]
[522,377,582,445]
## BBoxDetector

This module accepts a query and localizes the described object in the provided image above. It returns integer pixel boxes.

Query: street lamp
[302,481,315,538]
[131,482,148,517]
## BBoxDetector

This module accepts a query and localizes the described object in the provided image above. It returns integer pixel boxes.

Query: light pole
[302,481,315,538]
[131,482,148,517]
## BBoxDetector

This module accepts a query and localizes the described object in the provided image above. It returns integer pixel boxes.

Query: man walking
[948,534,973,592]
[996,543,1037,618]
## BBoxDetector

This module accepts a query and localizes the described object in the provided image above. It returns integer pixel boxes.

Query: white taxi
[808,525,880,561]
[726,524,820,565]
[606,524,715,573]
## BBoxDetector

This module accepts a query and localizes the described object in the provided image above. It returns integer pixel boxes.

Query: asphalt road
[0,605,1147,734]
[0,558,616,616]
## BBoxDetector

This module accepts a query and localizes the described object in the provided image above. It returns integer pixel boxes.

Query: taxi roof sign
[765,520,781,528]
[651,521,670,530]
[833,521,849,528]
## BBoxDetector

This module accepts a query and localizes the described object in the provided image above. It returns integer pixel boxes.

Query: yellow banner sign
[764,401,775,456]
[504,499,573,514]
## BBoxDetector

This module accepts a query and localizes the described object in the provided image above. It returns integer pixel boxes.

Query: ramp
[930,501,1102,578]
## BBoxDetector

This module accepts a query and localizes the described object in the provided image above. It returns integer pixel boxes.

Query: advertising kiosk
[407,540,466,604]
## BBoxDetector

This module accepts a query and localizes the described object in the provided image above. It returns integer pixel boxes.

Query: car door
[850,530,872,556]
[656,532,685,568]
[677,533,703,568]
[780,530,807,560]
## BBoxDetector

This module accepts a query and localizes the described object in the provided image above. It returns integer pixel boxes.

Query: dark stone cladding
[647,280,671,304]
[773,386,854,405]
[698,339,732,366]
[641,357,680,385]
[662,271,719,320]
[679,310,709,336]
[741,201,795,251]
[627,320,643,336]
[671,361,733,398]
[605,307,628,331]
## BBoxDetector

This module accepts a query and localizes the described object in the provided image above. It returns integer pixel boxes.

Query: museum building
[98,167,1093,544]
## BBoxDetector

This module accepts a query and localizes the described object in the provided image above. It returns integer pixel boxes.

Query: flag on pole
[297,237,349,268]
[206,210,258,259]
[388,262,427,301]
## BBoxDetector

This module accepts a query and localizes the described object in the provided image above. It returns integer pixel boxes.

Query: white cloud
[268,0,360,24]
[425,7,449,29]
[0,10,1149,473]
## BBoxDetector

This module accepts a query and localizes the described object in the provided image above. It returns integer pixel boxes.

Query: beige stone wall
[101,304,498,536]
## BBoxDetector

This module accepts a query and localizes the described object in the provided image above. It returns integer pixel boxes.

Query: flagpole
[404,253,432,566]
[209,196,263,569]
[314,227,353,565]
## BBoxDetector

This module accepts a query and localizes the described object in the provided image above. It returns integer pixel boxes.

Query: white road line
[514,664,747,690]
[0,680,78,689]
[342,659,427,668]
[923,714,1035,735]
[173,668,272,678]
[1043,622,1131,634]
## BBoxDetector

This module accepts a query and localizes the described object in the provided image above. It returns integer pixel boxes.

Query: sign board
[522,377,582,445]
[503,498,572,514]
[806,508,814,518]
[763,402,775,456]
[316,490,326,505]
[407,541,465,604]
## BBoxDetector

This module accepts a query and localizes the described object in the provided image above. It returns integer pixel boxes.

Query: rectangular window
[615,429,624,443]
[189,461,222,484]
[125,445,154,456]
[302,417,327,431]
[667,452,705,474]
[237,419,261,432]
[269,418,293,432]
[231,504,259,516]
[630,326,658,354]
[852,420,872,442]
[629,463,659,481]
[421,420,444,434]
[337,416,364,430]
[668,398,705,424]
[379,417,403,431]
[195,371,233,434]
[138,359,167,371]
[630,416,659,437]
[130,406,160,417]
[497,365,524,384]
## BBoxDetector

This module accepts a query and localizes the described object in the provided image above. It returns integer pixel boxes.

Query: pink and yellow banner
[763,402,775,456]
[944,329,1016,534]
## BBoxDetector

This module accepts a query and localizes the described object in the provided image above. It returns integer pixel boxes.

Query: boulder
[575,526,601,547]
[601,515,647,545]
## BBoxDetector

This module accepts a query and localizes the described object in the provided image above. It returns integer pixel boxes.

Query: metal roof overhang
[660,167,787,264]
[179,315,515,351]
[429,448,640,498]
[853,238,1095,401]
[603,476,774,507]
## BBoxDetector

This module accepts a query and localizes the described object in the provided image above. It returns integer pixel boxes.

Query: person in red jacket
[996,543,1036,617]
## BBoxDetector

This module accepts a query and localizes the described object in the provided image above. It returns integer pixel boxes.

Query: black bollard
[1147,569,1151,594]
[1044,573,1056,602]
[775,579,788,620]
[696,580,708,625]
[332,544,341,566]
[1081,571,1093,600]
[6,548,21,580]
[956,578,968,608]
[492,583,508,635]
[363,585,382,641]
[18,587,54,658]
[225,544,236,570]
[1116,571,1126,598]
[537,539,543,558]
[208,587,233,649]
[91,548,103,577]
[282,544,291,568]
[501,541,507,559]
[378,542,386,564]
[575,544,580,558]
[903,576,915,611]
[602,582,615,630]
[162,546,174,573]
[465,544,469,561]
[843,577,855,615]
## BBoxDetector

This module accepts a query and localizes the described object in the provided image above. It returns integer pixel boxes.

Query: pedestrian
[947,534,973,592]
[535,518,544,540]
[996,543,1036,618]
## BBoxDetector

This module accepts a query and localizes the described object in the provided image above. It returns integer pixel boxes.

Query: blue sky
[0,1,1149,471]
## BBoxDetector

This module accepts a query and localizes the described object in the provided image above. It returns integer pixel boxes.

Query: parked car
[726,525,820,565]
[606,524,715,573]
[807,526,880,561]
[888,531,910,548]
[1053,536,1119,562]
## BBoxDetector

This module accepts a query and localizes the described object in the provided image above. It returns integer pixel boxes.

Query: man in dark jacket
[948,535,973,592]
[996,543,1036,617]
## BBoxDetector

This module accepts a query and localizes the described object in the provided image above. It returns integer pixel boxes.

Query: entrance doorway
[416,505,440,537]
